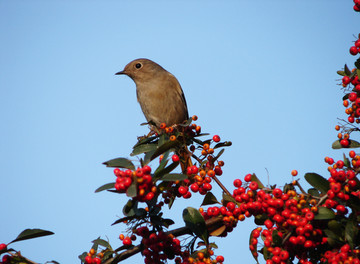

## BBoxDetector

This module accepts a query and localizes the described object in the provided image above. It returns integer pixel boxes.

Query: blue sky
[1,1,359,263]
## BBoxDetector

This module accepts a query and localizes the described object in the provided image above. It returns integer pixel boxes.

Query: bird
[115,58,189,129]
[115,58,192,172]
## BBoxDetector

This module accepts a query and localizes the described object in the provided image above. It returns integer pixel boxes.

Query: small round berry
[172,154,180,163]
[350,46,358,55]
[0,243,7,251]
[213,135,221,142]
[291,170,298,176]
[244,174,252,182]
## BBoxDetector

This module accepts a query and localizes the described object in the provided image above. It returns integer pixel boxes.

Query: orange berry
[338,133,343,139]
[195,125,201,133]
[311,206,318,213]
[192,115,198,121]
[198,252,205,260]
[208,148,214,154]
[203,143,210,150]
[218,160,224,166]
[170,135,176,141]
[199,207,204,213]
[343,100,349,107]
[349,150,356,158]
[291,170,298,176]
[335,125,340,131]
[160,123,166,129]
[344,133,350,139]
[207,170,215,177]
[119,234,124,240]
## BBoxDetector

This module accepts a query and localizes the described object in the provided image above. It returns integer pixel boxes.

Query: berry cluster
[114,165,156,202]
[84,248,105,264]
[0,243,10,264]
[322,244,360,264]
[354,0,360,12]
[135,227,185,264]
[349,34,360,55]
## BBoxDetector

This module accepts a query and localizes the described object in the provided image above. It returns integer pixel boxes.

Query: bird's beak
[115,70,126,75]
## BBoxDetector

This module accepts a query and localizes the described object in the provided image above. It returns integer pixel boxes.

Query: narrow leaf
[337,70,346,76]
[210,225,226,237]
[155,162,180,180]
[9,228,54,244]
[103,158,135,170]
[126,181,137,198]
[304,173,330,194]
[92,238,111,250]
[213,141,232,149]
[345,64,351,75]
[355,58,360,69]
[314,207,335,220]
[201,192,220,206]
[151,140,179,161]
[161,173,187,181]
[183,207,209,245]
[95,182,115,193]
[131,143,157,156]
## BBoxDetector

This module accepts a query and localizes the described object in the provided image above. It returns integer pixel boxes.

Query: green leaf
[123,199,137,217]
[345,214,358,248]
[349,140,360,148]
[133,135,158,148]
[222,193,237,205]
[92,238,112,250]
[272,230,282,246]
[9,228,54,244]
[314,207,335,220]
[95,182,115,193]
[307,188,320,197]
[332,140,342,149]
[161,173,187,181]
[304,173,330,194]
[201,192,220,206]
[103,158,135,170]
[213,141,232,149]
[155,162,180,181]
[355,58,360,69]
[131,143,157,156]
[345,64,351,75]
[212,149,225,163]
[151,140,179,161]
[126,181,137,198]
[183,207,209,245]
[357,68,360,78]
[162,218,175,228]
[337,70,346,76]
[343,153,351,168]
[154,150,171,175]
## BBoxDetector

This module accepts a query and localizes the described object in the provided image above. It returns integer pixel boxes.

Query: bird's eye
[135,63,142,69]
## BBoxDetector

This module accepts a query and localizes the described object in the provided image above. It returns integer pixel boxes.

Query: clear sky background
[1,1,359,263]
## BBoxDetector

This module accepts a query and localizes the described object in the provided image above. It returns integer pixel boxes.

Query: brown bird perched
[115,58,189,129]
[115,58,192,172]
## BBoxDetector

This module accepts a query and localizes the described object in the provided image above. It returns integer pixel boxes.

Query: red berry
[0,243,7,251]
[244,174,252,182]
[93,257,101,264]
[190,183,199,192]
[233,178,242,187]
[172,154,180,162]
[249,181,259,191]
[142,165,151,174]
[349,92,357,102]
[213,135,221,142]
[350,46,358,55]
[123,236,132,246]
[226,202,235,211]
[178,186,188,195]
[84,256,93,264]
[216,255,224,262]
[356,39,360,48]
[343,76,351,85]
[340,139,350,147]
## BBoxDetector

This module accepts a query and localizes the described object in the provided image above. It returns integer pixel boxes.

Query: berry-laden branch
[80,21,360,264]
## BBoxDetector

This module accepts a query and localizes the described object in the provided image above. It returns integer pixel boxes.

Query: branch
[103,217,223,264]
